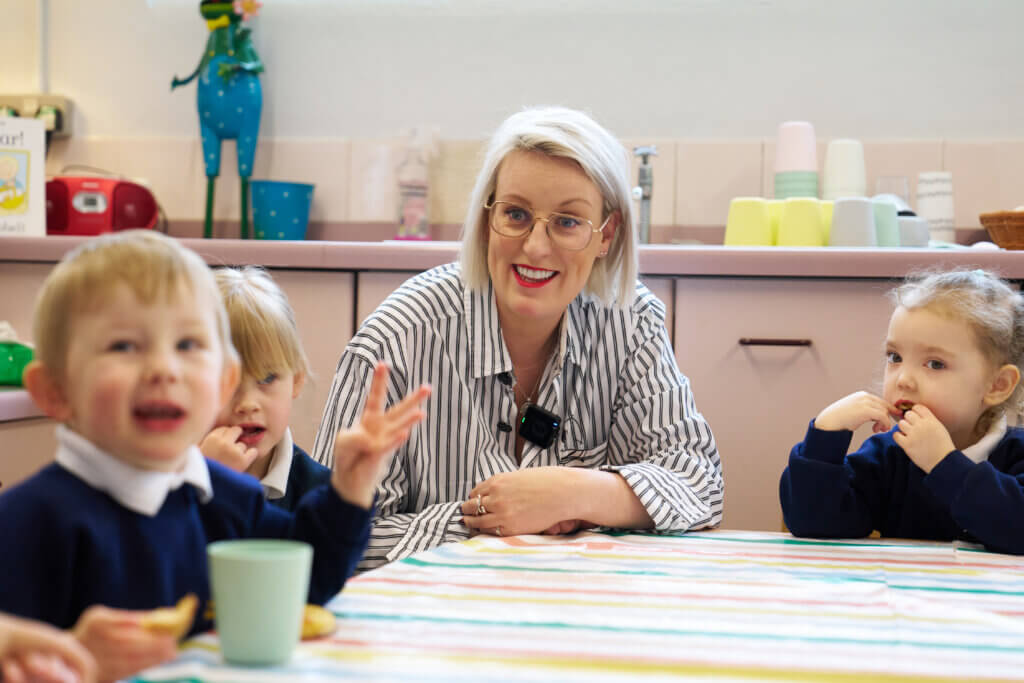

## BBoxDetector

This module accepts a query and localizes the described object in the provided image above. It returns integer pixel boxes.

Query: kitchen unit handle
[738,338,813,347]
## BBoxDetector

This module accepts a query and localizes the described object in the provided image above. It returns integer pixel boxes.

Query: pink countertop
[3,236,1024,278]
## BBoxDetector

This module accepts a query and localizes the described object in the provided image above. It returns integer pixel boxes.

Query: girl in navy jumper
[200,266,330,511]
[0,231,430,682]
[780,268,1024,555]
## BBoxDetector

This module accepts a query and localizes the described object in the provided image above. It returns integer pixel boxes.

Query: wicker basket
[979,211,1024,250]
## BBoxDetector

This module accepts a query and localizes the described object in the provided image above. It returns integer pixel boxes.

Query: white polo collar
[54,425,213,517]
[259,427,295,500]
[962,415,1008,465]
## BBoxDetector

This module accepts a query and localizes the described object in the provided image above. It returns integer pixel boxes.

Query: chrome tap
[632,145,657,244]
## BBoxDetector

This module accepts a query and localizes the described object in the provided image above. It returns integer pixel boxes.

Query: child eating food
[780,268,1024,555]
[200,266,329,510]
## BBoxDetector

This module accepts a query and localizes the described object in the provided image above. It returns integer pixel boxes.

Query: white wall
[3,0,1023,140]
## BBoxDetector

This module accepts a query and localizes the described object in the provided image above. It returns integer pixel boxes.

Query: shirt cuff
[385,501,470,563]
[602,461,716,532]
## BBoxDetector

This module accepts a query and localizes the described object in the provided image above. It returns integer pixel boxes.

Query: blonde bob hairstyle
[214,266,311,383]
[459,106,637,308]
[31,230,236,379]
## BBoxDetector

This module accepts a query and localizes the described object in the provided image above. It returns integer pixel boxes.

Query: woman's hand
[72,607,176,683]
[539,519,596,535]
[461,467,591,537]
[0,612,97,683]
[893,404,956,474]
[815,391,900,434]
[331,363,431,509]
[199,426,259,473]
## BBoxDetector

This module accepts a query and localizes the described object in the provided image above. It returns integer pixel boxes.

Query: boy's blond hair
[32,230,236,379]
[214,266,311,382]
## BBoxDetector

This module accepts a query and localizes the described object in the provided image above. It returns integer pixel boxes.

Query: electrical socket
[0,94,72,138]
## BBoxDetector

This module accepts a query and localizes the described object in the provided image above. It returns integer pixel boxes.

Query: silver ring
[495,526,502,537]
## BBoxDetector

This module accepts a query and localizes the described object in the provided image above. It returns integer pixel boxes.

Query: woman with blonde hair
[314,106,722,570]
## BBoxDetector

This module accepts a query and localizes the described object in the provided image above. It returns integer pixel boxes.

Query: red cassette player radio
[46,176,159,235]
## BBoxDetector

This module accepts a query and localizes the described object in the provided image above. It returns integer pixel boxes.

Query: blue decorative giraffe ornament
[171,0,264,238]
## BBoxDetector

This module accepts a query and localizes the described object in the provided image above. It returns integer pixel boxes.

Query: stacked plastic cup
[774,121,819,199]
[822,139,866,200]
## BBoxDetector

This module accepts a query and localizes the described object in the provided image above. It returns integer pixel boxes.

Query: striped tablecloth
[135,530,1024,682]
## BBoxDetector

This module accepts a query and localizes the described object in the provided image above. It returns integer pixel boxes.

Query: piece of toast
[140,593,199,640]
[895,400,915,415]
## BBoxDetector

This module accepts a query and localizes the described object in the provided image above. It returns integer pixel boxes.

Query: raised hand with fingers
[72,606,177,683]
[199,426,260,473]
[814,391,901,434]
[331,362,431,509]
[893,404,956,474]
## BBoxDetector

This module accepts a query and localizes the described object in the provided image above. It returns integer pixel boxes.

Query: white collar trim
[260,428,294,500]
[962,415,1008,464]
[54,425,213,517]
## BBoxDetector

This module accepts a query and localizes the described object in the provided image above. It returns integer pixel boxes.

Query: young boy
[0,231,430,681]
[200,266,329,511]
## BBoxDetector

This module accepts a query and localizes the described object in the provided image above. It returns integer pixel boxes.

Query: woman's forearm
[570,468,654,530]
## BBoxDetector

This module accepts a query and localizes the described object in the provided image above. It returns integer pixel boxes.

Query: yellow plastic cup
[724,197,772,246]
[777,197,825,246]
[767,199,783,246]
[819,200,834,245]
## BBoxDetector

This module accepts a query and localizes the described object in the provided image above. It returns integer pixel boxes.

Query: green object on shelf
[0,342,33,386]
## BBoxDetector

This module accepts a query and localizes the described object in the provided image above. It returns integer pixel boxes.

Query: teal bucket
[251,180,314,240]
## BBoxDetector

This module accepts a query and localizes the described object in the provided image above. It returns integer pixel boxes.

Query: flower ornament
[233,0,263,21]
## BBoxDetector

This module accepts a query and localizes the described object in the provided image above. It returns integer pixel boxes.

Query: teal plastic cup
[251,180,314,240]
[774,171,819,199]
[872,198,900,247]
[207,539,312,666]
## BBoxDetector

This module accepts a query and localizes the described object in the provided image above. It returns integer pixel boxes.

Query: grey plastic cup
[829,197,876,247]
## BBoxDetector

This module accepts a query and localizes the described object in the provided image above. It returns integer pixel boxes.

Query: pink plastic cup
[774,121,818,173]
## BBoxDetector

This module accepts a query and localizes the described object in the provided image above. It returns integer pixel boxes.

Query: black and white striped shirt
[312,263,723,571]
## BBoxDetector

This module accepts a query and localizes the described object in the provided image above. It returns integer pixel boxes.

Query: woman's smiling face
[486,150,614,332]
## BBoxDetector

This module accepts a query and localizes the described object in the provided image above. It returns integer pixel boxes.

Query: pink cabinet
[674,277,896,531]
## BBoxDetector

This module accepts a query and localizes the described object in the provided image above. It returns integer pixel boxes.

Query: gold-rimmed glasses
[484,200,609,252]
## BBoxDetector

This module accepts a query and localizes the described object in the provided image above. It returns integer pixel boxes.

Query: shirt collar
[260,427,294,500]
[54,425,213,516]
[463,277,579,381]
[962,415,1008,464]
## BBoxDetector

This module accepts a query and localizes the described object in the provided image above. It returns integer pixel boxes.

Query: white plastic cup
[916,171,955,243]
[822,139,866,200]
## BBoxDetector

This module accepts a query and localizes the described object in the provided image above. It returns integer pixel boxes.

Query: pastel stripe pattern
[134,530,1024,682]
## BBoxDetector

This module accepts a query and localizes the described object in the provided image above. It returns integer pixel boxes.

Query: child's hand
[71,606,176,683]
[199,426,259,473]
[331,362,431,509]
[815,391,900,433]
[0,612,97,683]
[893,404,956,474]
